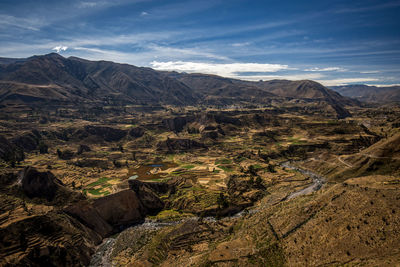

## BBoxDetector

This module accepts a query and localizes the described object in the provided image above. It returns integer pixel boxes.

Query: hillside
[302,132,400,181]
[0,53,198,106]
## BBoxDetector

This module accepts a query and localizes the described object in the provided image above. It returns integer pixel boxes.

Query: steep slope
[330,84,400,103]
[338,132,400,178]
[304,132,400,181]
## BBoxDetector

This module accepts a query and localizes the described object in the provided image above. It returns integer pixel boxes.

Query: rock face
[21,167,64,201]
[129,180,167,214]
[64,201,114,238]
[93,190,144,228]
[66,184,166,237]
[157,138,207,153]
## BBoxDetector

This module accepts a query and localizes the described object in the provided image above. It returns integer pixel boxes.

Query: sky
[0,0,399,86]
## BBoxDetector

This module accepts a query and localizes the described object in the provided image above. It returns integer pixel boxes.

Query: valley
[0,54,399,266]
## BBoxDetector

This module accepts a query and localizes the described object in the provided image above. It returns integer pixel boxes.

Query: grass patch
[87,177,110,187]
[217,165,233,172]
[182,164,195,169]
[253,164,263,169]
[215,158,232,165]
[288,137,307,145]
[148,209,193,221]
[150,177,172,182]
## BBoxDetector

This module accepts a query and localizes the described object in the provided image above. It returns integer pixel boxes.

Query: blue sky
[0,0,399,86]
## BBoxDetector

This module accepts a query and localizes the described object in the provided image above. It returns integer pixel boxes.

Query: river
[280,161,325,200]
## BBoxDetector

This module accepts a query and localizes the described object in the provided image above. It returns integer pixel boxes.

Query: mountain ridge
[0,54,356,118]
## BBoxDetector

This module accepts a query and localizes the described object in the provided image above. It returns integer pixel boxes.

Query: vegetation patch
[217,165,234,172]
[182,164,195,169]
[215,158,232,165]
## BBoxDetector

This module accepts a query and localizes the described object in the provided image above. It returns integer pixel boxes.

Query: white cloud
[0,14,44,31]
[52,45,68,53]
[360,70,380,74]
[77,2,99,8]
[305,67,346,72]
[366,84,400,87]
[315,78,380,86]
[233,73,324,81]
[141,11,149,16]
[232,42,250,47]
[150,61,290,78]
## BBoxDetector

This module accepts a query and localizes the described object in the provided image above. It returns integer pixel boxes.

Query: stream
[281,161,325,200]
[89,161,326,266]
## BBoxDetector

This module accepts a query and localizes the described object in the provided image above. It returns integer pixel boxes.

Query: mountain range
[0,53,361,112]
[330,84,400,103]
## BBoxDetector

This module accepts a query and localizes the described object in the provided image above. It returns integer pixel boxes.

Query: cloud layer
[150,61,289,77]
[0,0,398,86]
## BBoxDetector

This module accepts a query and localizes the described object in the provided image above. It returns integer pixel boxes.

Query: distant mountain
[254,79,358,106]
[166,72,277,105]
[168,72,356,106]
[0,53,355,117]
[330,84,400,103]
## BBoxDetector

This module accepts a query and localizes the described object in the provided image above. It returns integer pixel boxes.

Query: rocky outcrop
[12,131,41,152]
[65,201,113,238]
[57,149,74,160]
[128,127,145,138]
[157,138,207,153]
[66,187,165,236]
[162,116,193,132]
[129,180,167,214]
[84,125,127,142]
[21,167,64,201]
[0,135,24,162]
[77,144,91,154]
